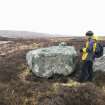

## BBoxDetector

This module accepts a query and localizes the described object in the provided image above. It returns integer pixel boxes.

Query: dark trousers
[79,60,93,82]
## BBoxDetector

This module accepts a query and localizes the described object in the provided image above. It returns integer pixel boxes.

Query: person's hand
[80,48,83,53]
[86,48,90,52]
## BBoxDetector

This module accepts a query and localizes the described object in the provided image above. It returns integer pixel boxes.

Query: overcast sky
[0,0,105,36]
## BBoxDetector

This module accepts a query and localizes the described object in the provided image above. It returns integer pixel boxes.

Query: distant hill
[0,30,105,40]
[0,30,57,39]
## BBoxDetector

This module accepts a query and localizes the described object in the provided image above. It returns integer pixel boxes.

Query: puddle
[0,41,12,44]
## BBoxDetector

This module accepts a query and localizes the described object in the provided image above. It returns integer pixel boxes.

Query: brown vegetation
[0,37,105,105]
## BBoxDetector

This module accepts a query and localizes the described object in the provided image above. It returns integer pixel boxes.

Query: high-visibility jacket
[82,40,97,61]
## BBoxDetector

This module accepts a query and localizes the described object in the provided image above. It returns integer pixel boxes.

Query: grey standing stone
[93,47,105,72]
[26,45,78,78]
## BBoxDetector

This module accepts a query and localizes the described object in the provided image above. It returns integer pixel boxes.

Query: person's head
[85,31,94,40]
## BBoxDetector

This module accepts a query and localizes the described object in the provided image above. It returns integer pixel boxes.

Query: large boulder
[26,45,78,78]
[93,54,105,72]
[104,47,105,54]
[93,47,105,72]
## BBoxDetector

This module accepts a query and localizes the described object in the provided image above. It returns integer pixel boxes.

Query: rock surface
[93,47,105,72]
[26,46,78,78]
[93,54,105,72]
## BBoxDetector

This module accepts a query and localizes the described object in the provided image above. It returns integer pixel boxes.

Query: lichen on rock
[26,45,78,78]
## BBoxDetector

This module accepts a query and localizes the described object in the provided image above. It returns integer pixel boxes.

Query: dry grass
[0,37,105,105]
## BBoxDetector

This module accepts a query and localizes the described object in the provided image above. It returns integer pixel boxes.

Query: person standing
[79,31,97,82]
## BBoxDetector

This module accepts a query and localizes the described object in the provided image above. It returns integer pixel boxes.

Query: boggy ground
[0,37,105,105]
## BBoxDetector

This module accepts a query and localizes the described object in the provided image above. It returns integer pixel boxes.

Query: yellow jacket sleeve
[82,48,88,60]
[82,48,87,53]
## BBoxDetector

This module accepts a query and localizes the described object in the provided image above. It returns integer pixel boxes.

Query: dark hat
[86,31,94,36]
